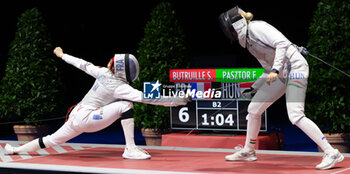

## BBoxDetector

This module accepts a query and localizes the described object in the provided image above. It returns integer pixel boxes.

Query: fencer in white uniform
[5,47,189,160]
[219,6,343,170]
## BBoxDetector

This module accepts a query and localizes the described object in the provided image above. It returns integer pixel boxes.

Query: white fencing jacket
[240,21,305,89]
[62,54,187,108]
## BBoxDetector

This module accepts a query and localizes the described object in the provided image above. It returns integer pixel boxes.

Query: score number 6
[179,107,189,123]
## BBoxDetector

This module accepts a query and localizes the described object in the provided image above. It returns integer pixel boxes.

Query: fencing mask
[219,6,249,48]
[113,54,139,83]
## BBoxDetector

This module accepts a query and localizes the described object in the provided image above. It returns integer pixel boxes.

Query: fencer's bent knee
[247,103,265,116]
[286,103,305,125]
[120,101,133,113]
[248,113,261,119]
[43,135,67,147]
[288,112,305,125]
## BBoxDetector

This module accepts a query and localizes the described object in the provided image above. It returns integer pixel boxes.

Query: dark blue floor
[279,124,318,152]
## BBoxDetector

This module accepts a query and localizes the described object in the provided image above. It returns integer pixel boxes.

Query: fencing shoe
[225,148,257,161]
[4,144,15,155]
[122,146,151,160]
[316,149,344,170]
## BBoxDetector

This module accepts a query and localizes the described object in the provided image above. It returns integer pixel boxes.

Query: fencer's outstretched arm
[53,47,105,78]
[114,84,189,106]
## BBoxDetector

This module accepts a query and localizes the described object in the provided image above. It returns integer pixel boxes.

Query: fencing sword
[298,46,350,78]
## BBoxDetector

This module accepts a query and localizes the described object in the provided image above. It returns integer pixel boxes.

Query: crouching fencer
[219,6,343,169]
[5,47,190,159]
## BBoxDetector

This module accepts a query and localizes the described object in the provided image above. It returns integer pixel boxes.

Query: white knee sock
[14,138,41,153]
[295,117,334,153]
[121,118,136,148]
[244,114,261,151]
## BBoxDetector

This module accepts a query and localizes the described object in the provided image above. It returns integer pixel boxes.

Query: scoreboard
[169,68,267,132]
[170,99,267,131]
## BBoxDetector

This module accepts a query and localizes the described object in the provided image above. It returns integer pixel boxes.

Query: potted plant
[305,0,350,152]
[0,8,63,141]
[133,2,189,146]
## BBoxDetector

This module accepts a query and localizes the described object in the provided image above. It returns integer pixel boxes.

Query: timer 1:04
[200,112,235,127]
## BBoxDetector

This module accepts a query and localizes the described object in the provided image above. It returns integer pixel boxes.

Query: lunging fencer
[5,47,189,159]
[219,6,343,170]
